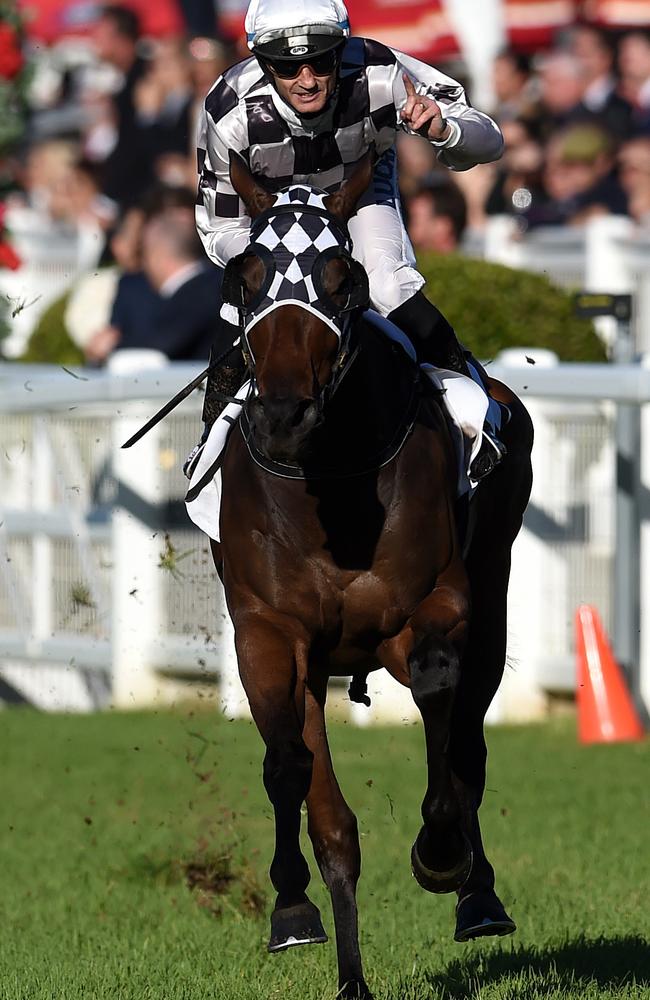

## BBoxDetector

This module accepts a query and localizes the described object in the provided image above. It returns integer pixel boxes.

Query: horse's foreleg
[304,677,372,1000]
[234,616,326,952]
[407,581,472,894]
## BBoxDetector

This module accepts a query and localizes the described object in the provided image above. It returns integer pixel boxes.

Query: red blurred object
[17,0,184,43]
[504,0,579,51]
[24,0,645,59]
[346,0,460,62]
[0,22,24,78]
[219,0,650,66]
[575,604,645,744]
[0,241,22,271]
[583,0,650,26]
[217,0,460,60]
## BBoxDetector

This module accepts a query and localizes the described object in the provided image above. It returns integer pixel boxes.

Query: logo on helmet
[290,45,309,55]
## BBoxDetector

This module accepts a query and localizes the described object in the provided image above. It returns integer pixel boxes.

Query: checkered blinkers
[223,185,368,341]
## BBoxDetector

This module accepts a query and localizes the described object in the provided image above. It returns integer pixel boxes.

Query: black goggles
[262,47,341,80]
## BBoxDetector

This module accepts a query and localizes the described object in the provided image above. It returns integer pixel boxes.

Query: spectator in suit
[569,24,633,140]
[140,211,224,361]
[91,5,151,206]
[84,188,203,363]
[619,31,650,134]
[133,38,195,187]
[535,52,588,139]
[491,49,538,125]
[82,204,159,363]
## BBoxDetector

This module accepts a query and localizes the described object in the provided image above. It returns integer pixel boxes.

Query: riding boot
[387,289,472,376]
[387,290,506,482]
[184,320,245,479]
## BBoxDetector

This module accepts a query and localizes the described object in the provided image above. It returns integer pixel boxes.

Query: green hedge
[19,293,85,366]
[418,253,607,363]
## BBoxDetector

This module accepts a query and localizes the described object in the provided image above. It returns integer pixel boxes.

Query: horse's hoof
[411,827,473,894]
[267,900,328,953]
[337,980,374,1000]
[454,889,516,942]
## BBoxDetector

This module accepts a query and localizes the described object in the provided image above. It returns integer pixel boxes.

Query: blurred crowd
[400,24,650,254]
[2,5,650,363]
[1,5,239,362]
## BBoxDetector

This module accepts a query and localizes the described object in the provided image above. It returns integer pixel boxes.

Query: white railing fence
[1,356,648,723]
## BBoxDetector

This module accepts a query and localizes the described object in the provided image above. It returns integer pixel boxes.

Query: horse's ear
[229,149,275,219]
[324,152,375,224]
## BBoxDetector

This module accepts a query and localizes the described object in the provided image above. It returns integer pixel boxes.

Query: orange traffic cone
[575,605,645,744]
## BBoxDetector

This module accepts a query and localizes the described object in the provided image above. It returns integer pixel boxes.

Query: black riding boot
[184,320,245,479]
[388,289,470,374]
[387,290,506,482]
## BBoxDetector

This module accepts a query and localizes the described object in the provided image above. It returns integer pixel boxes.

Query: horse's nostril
[291,400,315,428]
[255,396,316,432]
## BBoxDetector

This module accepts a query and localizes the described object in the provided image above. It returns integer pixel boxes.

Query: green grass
[0,709,648,999]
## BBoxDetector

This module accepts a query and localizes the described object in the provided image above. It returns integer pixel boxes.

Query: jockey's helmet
[246,0,349,73]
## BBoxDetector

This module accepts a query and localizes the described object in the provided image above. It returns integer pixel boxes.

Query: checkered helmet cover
[235,184,365,340]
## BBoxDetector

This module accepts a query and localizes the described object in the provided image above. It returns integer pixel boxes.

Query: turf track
[0,708,648,999]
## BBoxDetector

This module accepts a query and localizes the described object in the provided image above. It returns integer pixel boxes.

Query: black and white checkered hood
[244,185,353,339]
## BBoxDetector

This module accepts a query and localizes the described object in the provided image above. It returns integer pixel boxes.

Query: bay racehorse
[208,151,533,1000]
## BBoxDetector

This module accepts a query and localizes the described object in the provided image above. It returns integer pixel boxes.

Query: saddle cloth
[185,310,502,541]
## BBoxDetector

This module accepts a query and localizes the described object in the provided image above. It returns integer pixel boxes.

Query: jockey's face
[268,62,338,115]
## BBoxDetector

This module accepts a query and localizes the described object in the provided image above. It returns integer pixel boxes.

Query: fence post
[110,352,167,707]
[483,216,524,269]
[574,289,641,704]
[612,309,641,684]
[32,416,54,648]
[585,216,634,353]
[638,354,650,721]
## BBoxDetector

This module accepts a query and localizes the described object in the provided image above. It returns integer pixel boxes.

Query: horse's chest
[305,524,443,650]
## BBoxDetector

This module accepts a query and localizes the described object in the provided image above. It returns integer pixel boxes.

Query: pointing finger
[403,73,416,97]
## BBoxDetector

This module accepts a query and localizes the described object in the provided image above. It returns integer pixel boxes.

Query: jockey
[192,0,506,480]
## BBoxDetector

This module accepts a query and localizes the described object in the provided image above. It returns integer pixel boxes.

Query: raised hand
[400,73,451,142]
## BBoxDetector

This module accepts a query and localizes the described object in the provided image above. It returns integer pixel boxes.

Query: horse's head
[222,151,373,464]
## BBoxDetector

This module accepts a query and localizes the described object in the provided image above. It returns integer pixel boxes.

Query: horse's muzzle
[248,395,320,463]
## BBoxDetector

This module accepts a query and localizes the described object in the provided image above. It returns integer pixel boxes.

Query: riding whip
[121,343,242,449]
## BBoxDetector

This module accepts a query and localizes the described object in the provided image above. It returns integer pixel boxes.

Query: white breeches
[349,149,425,317]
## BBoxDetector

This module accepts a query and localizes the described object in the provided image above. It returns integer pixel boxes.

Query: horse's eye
[240,254,266,302]
[323,258,351,302]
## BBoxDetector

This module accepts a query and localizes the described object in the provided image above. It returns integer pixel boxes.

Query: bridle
[221,196,369,415]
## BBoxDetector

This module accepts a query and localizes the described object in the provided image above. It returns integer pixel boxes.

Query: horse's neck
[322,319,417,451]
